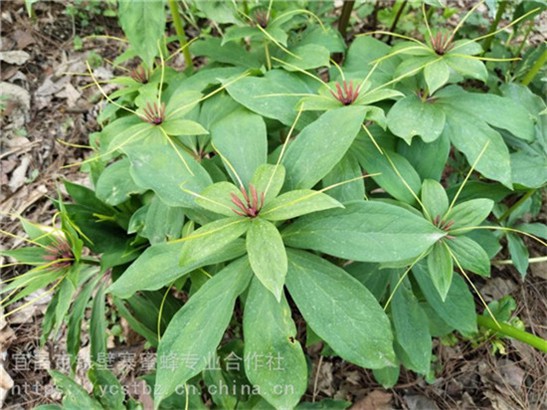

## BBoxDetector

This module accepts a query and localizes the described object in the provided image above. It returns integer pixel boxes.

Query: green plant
[4,1,547,408]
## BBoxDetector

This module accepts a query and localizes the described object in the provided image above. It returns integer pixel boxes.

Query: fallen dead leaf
[404,394,439,410]
[0,50,30,65]
[351,390,392,410]
[8,155,30,192]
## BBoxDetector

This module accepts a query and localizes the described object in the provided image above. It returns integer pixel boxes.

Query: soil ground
[1,2,545,409]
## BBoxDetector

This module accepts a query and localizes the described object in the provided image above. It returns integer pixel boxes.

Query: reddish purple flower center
[330,80,360,105]
[231,184,265,218]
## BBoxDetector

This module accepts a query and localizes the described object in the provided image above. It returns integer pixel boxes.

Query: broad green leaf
[195,181,243,217]
[511,151,547,188]
[250,164,286,204]
[421,179,449,221]
[343,37,397,84]
[426,242,454,301]
[321,151,365,203]
[49,370,103,410]
[373,366,400,388]
[283,106,367,190]
[89,368,125,410]
[246,218,287,301]
[211,108,267,186]
[161,119,209,136]
[134,196,185,244]
[180,217,250,266]
[387,95,446,144]
[397,133,450,181]
[286,249,395,368]
[155,258,253,405]
[280,44,330,71]
[444,198,494,231]
[261,190,343,221]
[444,55,487,83]
[190,38,261,68]
[244,278,307,409]
[227,69,318,127]
[391,277,432,374]
[108,238,246,298]
[449,40,483,56]
[283,201,444,262]
[42,279,75,343]
[507,233,529,276]
[424,59,450,94]
[442,108,512,187]
[447,235,490,277]
[117,0,166,67]
[438,86,535,142]
[353,132,422,205]
[95,158,144,206]
[412,262,477,335]
[124,130,212,208]
[164,90,203,119]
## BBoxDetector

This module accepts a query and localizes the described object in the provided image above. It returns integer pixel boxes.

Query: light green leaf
[283,106,367,190]
[286,250,395,368]
[413,262,477,335]
[243,278,307,409]
[227,69,318,127]
[108,239,246,298]
[95,158,145,206]
[124,130,212,208]
[397,133,450,181]
[280,44,330,71]
[161,119,208,136]
[180,217,250,266]
[387,95,446,144]
[447,236,490,277]
[247,218,287,301]
[195,181,243,217]
[421,179,449,220]
[445,198,494,231]
[261,190,343,221]
[424,59,450,94]
[321,151,365,203]
[391,277,432,374]
[49,370,103,410]
[154,258,253,405]
[439,86,535,142]
[427,242,454,301]
[283,201,444,262]
[250,164,286,205]
[353,133,422,205]
[442,107,512,188]
[507,233,529,276]
[444,55,488,83]
[117,0,166,67]
[211,108,267,186]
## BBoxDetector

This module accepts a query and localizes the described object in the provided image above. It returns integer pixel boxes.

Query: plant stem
[482,0,507,53]
[264,42,272,70]
[521,49,547,86]
[168,0,193,72]
[493,256,547,265]
[499,189,535,221]
[514,21,533,57]
[477,315,547,353]
[387,1,408,45]
[338,0,355,40]
[80,256,101,266]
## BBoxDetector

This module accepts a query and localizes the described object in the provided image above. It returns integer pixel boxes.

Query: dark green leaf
[243,278,307,408]
[283,201,444,262]
[286,250,395,368]
[283,106,367,190]
[246,218,287,301]
[155,258,253,404]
